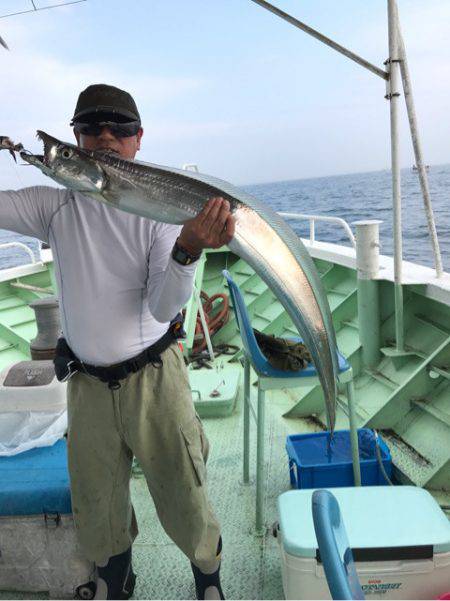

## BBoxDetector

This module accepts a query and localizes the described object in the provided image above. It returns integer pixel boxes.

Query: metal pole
[243,356,251,484]
[249,0,388,81]
[255,383,266,535]
[346,377,361,487]
[387,0,404,352]
[353,220,382,368]
[193,287,215,361]
[394,9,443,278]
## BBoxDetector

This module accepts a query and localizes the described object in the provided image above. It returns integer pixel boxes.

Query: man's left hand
[177,197,235,255]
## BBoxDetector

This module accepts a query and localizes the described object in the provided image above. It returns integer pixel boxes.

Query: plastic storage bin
[286,428,392,488]
[277,486,450,600]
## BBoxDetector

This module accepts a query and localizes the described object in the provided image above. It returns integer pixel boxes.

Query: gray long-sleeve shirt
[0,186,197,365]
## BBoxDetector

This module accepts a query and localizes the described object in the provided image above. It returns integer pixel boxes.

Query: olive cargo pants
[66,343,221,572]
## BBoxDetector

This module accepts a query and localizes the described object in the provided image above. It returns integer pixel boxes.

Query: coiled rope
[192,291,230,353]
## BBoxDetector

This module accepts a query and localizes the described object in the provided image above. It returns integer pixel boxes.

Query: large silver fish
[20,130,339,430]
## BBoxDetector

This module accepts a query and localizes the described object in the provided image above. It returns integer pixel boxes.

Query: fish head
[20,130,107,193]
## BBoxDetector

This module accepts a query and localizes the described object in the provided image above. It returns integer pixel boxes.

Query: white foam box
[277,486,450,600]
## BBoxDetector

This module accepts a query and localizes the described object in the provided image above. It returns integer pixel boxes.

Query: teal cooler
[277,486,450,600]
[0,440,92,598]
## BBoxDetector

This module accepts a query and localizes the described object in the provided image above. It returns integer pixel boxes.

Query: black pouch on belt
[53,337,78,382]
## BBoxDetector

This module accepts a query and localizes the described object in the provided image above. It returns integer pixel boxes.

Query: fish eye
[60,148,73,160]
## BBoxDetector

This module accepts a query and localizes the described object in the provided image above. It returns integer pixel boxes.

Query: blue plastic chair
[223,269,358,533]
[312,490,365,600]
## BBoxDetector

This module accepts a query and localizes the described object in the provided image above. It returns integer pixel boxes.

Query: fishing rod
[0,0,87,50]
[0,0,87,20]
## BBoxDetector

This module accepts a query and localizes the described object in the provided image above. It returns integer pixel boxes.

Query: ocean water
[245,163,450,272]
[0,164,449,271]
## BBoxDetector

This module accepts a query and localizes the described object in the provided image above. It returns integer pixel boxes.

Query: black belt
[54,314,185,389]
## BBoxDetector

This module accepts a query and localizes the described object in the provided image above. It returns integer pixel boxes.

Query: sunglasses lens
[77,123,102,136]
[74,121,140,138]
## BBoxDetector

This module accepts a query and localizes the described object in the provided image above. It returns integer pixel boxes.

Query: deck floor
[130,386,314,600]
[1,373,449,600]
[0,383,318,600]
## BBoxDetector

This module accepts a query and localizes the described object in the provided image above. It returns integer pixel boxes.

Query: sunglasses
[73,120,141,138]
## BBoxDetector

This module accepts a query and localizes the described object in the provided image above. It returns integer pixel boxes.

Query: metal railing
[0,242,36,265]
[278,212,356,248]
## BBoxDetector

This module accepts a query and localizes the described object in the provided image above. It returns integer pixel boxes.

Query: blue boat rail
[278,212,356,249]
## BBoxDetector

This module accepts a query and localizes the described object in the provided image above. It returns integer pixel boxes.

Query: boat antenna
[0,0,87,20]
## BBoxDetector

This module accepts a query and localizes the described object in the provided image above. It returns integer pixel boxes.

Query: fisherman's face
[74,125,144,160]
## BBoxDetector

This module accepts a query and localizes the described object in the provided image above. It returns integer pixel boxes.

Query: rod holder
[353,221,382,369]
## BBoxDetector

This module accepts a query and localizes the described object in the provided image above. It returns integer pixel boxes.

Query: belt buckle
[61,360,77,382]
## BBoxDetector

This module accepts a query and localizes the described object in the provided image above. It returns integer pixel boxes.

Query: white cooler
[277,486,450,600]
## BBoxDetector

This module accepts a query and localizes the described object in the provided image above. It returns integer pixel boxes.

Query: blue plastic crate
[286,428,392,489]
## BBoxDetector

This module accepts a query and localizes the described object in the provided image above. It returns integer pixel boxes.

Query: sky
[0,0,449,187]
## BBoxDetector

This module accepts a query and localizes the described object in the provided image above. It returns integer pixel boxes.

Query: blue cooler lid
[0,439,71,516]
[278,486,450,557]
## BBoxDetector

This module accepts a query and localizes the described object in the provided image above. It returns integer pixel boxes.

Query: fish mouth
[19,150,46,168]
[19,130,85,174]
[17,130,58,168]
[36,130,64,165]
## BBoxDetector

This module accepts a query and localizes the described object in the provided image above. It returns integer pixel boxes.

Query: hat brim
[72,105,140,124]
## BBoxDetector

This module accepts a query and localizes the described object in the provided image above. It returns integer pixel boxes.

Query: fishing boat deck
[0,245,450,599]
[129,385,314,601]
[0,374,318,600]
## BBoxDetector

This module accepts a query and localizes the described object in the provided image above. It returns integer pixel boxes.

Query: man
[0,84,234,600]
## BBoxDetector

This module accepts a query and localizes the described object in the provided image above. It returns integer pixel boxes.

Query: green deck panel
[6,250,450,493]
[197,249,450,492]
[0,267,54,371]
[0,323,32,356]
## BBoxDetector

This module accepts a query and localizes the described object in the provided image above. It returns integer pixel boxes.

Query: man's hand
[177,197,235,255]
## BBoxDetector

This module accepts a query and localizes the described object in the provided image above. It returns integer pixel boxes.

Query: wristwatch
[171,239,202,266]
